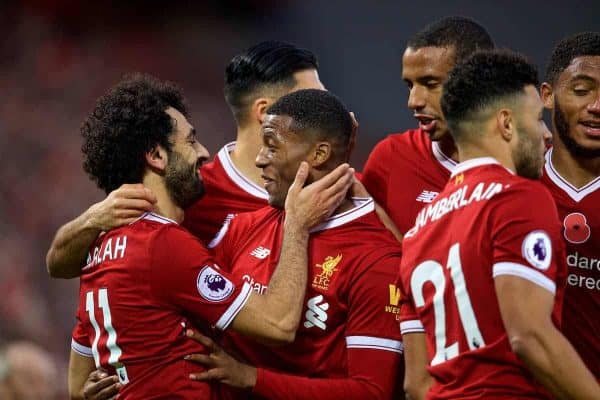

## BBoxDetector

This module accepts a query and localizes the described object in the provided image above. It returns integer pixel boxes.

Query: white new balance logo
[250,246,271,259]
[416,190,439,203]
[304,295,329,330]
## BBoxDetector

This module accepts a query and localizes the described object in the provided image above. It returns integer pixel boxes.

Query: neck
[142,174,184,223]
[551,140,600,188]
[437,133,459,162]
[230,124,264,185]
[457,141,514,173]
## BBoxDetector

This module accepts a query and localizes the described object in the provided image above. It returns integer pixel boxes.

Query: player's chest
[232,240,353,334]
[555,196,599,251]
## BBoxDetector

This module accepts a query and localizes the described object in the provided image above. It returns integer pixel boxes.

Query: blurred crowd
[0,2,285,397]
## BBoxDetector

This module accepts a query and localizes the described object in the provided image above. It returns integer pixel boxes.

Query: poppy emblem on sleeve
[563,212,591,244]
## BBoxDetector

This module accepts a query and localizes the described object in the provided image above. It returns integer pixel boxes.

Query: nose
[255,146,269,168]
[588,92,600,115]
[195,142,210,163]
[407,85,426,111]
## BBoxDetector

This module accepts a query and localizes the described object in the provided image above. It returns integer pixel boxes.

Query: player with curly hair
[66,74,353,399]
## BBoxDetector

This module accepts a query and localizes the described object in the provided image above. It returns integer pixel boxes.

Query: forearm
[262,217,309,333]
[68,351,95,400]
[252,368,384,400]
[231,218,309,343]
[46,208,101,278]
[513,326,600,399]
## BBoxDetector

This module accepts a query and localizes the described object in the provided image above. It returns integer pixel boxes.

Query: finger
[305,163,350,191]
[288,162,310,196]
[185,329,217,351]
[189,369,224,382]
[321,168,354,199]
[114,199,155,212]
[349,111,359,128]
[91,382,121,400]
[349,175,369,198]
[184,353,215,367]
[84,376,119,395]
[87,369,109,382]
[115,187,157,203]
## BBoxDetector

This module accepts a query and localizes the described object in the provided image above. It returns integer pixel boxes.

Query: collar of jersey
[138,212,178,225]
[218,142,269,200]
[451,157,504,177]
[543,147,600,202]
[310,197,375,233]
[431,140,458,172]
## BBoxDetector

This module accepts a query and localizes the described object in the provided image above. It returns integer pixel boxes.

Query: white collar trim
[451,157,505,177]
[140,212,178,225]
[218,142,269,200]
[310,197,375,233]
[432,141,458,172]
[544,148,600,202]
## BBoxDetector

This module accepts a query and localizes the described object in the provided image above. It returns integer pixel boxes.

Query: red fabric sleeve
[252,348,401,400]
[149,225,252,330]
[362,137,391,209]
[489,181,565,292]
[71,318,94,358]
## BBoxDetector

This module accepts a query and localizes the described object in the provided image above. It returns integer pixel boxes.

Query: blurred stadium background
[0,0,598,397]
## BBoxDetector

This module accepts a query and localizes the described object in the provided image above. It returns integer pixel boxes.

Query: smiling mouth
[415,115,438,133]
[580,121,600,137]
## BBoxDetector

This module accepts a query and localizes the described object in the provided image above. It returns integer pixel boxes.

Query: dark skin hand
[82,369,121,400]
[184,329,257,390]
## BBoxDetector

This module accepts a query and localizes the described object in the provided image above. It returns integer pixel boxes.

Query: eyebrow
[569,74,598,84]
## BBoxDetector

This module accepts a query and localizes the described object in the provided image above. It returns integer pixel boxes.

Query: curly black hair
[81,73,188,194]
[224,41,318,126]
[407,16,494,63]
[267,88,352,155]
[545,32,600,84]
[441,49,539,141]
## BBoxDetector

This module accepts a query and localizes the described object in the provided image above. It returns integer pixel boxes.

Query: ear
[145,145,169,172]
[251,97,272,126]
[309,142,333,168]
[540,82,555,110]
[496,108,515,143]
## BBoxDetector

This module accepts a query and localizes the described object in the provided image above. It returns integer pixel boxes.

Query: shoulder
[493,175,556,211]
[209,206,281,249]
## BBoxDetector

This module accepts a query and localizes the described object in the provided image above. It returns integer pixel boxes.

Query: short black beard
[165,152,205,209]
[554,99,600,159]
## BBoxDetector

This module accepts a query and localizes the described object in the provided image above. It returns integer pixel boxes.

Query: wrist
[82,203,103,232]
[242,365,258,390]
[283,214,311,236]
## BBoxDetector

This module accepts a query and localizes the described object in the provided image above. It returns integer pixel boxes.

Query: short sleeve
[489,182,564,295]
[149,225,252,331]
[362,137,391,209]
[397,267,425,336]
[208,213,246,271]
[71,318,93,358]
[345,251,403,355]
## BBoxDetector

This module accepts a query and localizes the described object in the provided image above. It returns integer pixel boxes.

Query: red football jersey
[398,158,567,399]
[210,198,403,397]
[362,129,456,235]
[71,212,252,399]
[184,142,269,244]
[542,148,600,379]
